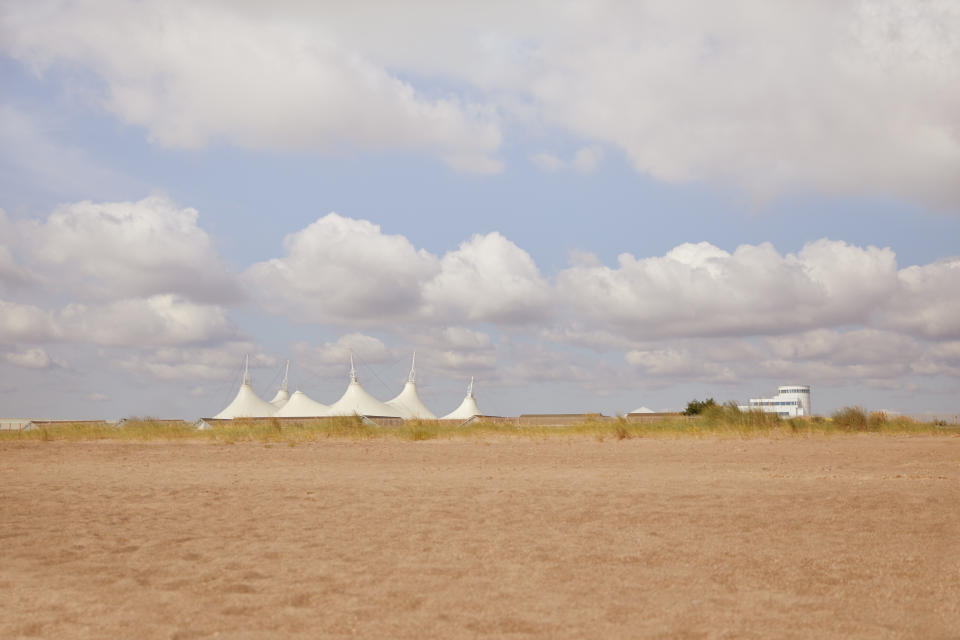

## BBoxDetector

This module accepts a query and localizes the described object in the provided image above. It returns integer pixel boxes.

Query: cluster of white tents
[213,354,482,421]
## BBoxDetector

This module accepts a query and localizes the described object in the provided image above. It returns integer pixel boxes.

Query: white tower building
[740,385,811,417]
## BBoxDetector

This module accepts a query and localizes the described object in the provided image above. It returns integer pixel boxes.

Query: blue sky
[1,1,958,419]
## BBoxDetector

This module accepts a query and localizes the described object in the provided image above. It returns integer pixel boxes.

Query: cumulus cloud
[621,328,960,393]
[531,147,603,173]
[498,344,626,393]
[766,329,923,366]
[0,210,37,290]
[411,327,494,352]
[292,333,394,369]
[4,347,63,369]
[531,153,564,172]
[4,1,958,204]
[882,258,960,339]
[0,295,238,347]
[58,295,239,347]
[557,239,900,339]
[244,213,439,324]
[22,195,240,303]
[626,348,739,384]
[0,1,501,171]
[0,299,61,343]
[571,146,603,173]
[422,232,552,324]
[247,216,551,326]
[400,327,498,377]
[115,343,276,382]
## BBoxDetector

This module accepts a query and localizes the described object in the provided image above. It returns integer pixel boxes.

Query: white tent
[276,390,331,418]
[630,406,655,414]
[327,354,402,418]
[387,353,437,420]
[442,377,482,420]
[213,356,277,419]
[269,360,291,408]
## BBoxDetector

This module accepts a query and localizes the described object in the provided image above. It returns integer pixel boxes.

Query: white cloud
[0,1,501,172]
[4,1,955,204]
[557,239,899,339]
[22,195,240,303]
[4,347,61,369]
[422,232,552,324]
[244,213,439,324]
[58,295,239,347]
[626,348,738,383]
[531,153,564,172]
[115,343,276,382]
[401,327,498,377]
[0,245,34,290]
[290,333,400,384]
[293,333,394,368]
[571,146,603,173]
[531,147,603,173]
[0,209,37,290]
[0,295,238,348]
[499,344,624,391]
[0,299,60,343]
[247,216,552,326]
[413,327,494,352]
[882,258,960,339]
[766,329,923,366]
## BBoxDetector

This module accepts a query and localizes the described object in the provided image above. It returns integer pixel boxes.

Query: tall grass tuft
[831,406,869,431]
[1,410,949,443]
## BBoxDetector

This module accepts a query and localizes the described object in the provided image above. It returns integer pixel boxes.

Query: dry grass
[0,407,950,444]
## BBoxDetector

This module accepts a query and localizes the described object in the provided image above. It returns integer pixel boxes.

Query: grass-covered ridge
[0,405,953,443]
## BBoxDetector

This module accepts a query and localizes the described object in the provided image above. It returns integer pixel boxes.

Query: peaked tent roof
[630,406,655,414]
[387,353,437,419]
[276,390,330,417]
[269,360,291,408]
[442,377,482,420]
[326,353,402,418]
[213,356,278,419]
[269,388,290,408]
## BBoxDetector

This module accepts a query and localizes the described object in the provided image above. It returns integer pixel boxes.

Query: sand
[1,435,958,639]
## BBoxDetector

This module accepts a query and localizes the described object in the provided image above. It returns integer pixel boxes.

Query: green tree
[683,397,717,416]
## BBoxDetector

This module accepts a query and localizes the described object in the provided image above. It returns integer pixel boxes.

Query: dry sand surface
[2,436,959,639]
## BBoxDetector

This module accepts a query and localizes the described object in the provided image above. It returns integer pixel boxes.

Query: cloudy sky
[1,0,959,419]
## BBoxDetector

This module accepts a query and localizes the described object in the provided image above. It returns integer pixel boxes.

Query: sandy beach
[2,436,958,638]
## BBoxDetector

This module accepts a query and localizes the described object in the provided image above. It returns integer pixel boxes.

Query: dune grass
[0,405,952,444]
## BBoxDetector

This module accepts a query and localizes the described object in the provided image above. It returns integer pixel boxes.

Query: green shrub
[683,398,717,416]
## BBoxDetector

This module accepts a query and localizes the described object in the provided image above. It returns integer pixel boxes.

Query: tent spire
[349,350,358,383]
[467,376,474,397]
[243,354,250,386]
[408,351,417,384]
[281,359,289,392]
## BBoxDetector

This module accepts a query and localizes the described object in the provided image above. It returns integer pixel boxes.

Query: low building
[739,385,811,418]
